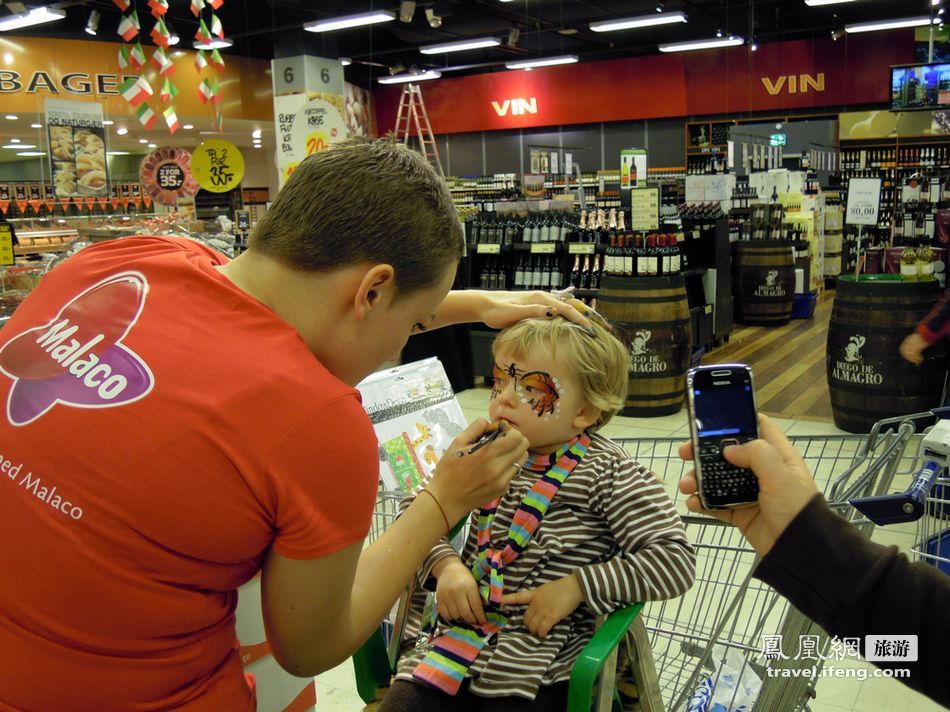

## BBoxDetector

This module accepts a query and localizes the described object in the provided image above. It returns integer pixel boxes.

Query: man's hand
[900,332,928,366]
[500,573,584,639]
[677,414,818,557]
[433,558,486,626]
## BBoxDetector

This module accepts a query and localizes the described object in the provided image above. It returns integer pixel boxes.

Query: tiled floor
[311,386,944,712]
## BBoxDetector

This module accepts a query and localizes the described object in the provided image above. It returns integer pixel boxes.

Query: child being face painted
[489,316,629,454]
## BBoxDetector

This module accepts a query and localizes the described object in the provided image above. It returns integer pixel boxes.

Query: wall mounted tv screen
[891,63,950,111]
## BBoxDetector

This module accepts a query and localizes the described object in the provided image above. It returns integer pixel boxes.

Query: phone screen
[693,382,757,439]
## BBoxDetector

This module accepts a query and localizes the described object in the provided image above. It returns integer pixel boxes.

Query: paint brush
[466,425,504,455]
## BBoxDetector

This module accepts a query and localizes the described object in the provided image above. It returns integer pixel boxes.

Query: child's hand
[500,573,584,639]
[433,558,487,626]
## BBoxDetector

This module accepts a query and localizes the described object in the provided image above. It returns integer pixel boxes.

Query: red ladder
[393,83,444,176]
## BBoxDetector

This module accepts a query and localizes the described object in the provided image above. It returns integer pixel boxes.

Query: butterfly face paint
[491,361,562,420]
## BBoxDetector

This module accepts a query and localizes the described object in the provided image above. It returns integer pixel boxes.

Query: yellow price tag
[0,223,14,266]
[191,139,245,193]
[530,243,557,254]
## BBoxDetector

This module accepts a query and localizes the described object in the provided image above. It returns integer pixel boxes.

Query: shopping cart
[612,424,921,712]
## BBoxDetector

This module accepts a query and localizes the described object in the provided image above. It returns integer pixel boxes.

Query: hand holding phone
[686,364,760,509]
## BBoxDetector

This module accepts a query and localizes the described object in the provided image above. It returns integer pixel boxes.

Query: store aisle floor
[312,387,942,712]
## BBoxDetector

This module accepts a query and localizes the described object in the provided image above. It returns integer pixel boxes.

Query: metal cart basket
[613,424,921,712]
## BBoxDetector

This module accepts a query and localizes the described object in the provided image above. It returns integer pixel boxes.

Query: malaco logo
[0,272,154,426]
[832,334,883,385]
[628,329,667,373]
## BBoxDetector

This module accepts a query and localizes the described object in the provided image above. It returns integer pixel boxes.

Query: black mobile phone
[686,364,760,509]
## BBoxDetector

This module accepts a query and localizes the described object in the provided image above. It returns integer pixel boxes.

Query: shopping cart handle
[849,461,942,525]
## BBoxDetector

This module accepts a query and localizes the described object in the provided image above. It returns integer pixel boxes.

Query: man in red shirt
[0,138,587,710]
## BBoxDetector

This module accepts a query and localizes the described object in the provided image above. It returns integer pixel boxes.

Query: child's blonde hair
[491,317,628,431]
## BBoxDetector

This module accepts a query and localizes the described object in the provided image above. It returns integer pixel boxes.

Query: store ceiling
[0,0,939,165]
[19,0,945,88]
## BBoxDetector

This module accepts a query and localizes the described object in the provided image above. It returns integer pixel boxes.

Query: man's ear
[572,401,602,431]
[353,264,396,321]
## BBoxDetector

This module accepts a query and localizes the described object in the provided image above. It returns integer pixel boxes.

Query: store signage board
[0,223,14,266]
[629,188,660,231]
[620,149,647,188]
[272,56,345,96]
[770,133,787,147]
[685,175,705,202]
[846,177,882,226]
[191,140,245,194]
[45,99,107,201]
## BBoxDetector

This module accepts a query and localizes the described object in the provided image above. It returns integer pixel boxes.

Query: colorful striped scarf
[412,432,590,695]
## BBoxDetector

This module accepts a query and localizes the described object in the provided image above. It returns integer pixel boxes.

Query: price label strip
[476,243,501,254]
[530,243,556,254]
[568,242,597,254]
[0,223,15,266]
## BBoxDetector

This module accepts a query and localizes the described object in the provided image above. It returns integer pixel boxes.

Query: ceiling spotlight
[30,123,41,128]
[116,127,128,135]
[507,27,520,45]
[166,21,179,46]
[425,8,442,28]
[933,0,940,5]
[139,138,148,144]
[656,1,664,12]
[399,1,416,23]
[148,143,156,148]
[340,57,352,66]
[4,115,16,120]
[716,28,723,37]
[85,9,100,36]
[252,128,262,139]
[388,62,406,75]
[751,41,758,51]
[9,138,18,143]
[183,124,194,130]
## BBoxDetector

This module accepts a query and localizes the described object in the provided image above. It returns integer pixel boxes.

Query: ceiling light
[102,120,114,126]
[388,63,406,75]
[193,37,233,50]
[659,36,744,52]
[139,139,149,144]
[183,124,194,130]
[116,127,128,135]
[252,128,262,139]
[303,10,396,33]
[4,115,15,120]
[106,151,130,156]
[804,0,856,5]
[85,9,100,36]
[507,27,520,44]
[148,143,156,148]
[934,0,941,5]
[166,21,179,46]
[16,151,44,156]
[716,28,723,37]
[377,70,441,84]
[9,138,19,143]
[845,16,938,32]
[590,12,687,32]
[340,57,352,66]
[30,123,41,128]
[750,41,758,51]
[3,143,34,148]
[505,55,579,69]
[0,7,66,32]
[398,1,416,23]
[254,144,262,149]
[656,1,664,11]
[420,37,501,53]
[425,8,442,28]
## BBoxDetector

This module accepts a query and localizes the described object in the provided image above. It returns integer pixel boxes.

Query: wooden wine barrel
[826,276,947,433]
[733,240,795,326]
[597,274,693,417]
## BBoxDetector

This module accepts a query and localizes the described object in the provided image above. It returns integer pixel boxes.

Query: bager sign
[0,71,133,96]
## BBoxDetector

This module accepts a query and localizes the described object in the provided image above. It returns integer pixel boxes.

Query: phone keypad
[699,440,759,503]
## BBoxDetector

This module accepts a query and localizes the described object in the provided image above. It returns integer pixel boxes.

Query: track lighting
[85,9,99,36]
[425,7,442,28]
[398,1,416,23]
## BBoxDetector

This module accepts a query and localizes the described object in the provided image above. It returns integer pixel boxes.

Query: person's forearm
[343,494,453,649]
[430,290,490,330]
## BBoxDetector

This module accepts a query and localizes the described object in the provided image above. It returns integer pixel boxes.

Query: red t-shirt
[0,237,378,710]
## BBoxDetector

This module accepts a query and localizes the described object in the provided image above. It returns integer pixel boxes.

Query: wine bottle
[590,254,602,290]
[900,244,918,281]
[570,255,582,288]
[579,255,591,289]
